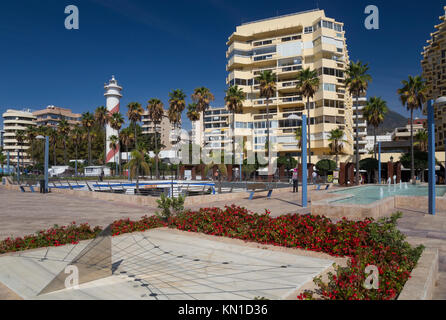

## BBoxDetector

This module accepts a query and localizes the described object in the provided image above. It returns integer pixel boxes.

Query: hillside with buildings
[367,109,408,135]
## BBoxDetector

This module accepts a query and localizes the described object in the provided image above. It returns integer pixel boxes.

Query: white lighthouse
[104,76,122,163]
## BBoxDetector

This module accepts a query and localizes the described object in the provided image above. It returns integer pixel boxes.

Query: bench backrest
[247,183,268,190]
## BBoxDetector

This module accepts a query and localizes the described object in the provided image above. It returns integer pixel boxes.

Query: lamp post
[7,151,10,176]
[378,141,381,184]
[428,97,446,215]
[16,149,20,184]
[301,115,308,208]
[287,114,306,207]
[36,135,49,194]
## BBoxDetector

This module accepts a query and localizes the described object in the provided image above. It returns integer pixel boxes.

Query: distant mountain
[366,109,409,135]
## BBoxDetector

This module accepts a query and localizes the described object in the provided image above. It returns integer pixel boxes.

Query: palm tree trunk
[75,145,78,177]
[355,94,360,185]
[335,141,339,168]
[118,130,121,176]
[134,123,138,150]
[410,109,415,184]
[126,144,130,181]
[64,140,67,165]
[155,123,159,179]
[88,131,92,166]
[53,143,56,166]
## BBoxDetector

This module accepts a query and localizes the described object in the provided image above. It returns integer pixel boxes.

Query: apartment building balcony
[278,80,299,92]
[227,55,252,70]
[277,64,303,76]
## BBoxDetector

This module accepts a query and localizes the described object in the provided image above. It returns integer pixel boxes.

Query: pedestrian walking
[292,168,299,193]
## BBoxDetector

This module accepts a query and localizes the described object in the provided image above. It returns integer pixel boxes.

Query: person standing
[292,168,299,193]
[312,170,318,185]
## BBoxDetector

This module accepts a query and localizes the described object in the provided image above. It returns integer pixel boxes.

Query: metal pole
[75,159,78,177]
[44,136,49,193]
[128,152,131,182]
[239,152,242,181]
[378,141,381,184]
[301,115,308,208]
[428,99,436,215]
[7,151,10,175]
[17,150,20,184]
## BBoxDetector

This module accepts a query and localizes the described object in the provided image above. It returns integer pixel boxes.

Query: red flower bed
[0,205,423,300]
[0,223,102,254]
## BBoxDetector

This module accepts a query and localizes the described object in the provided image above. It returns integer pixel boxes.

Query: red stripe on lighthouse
[106,102,120,163]
[106,146,120,163]
[109,103,120,115]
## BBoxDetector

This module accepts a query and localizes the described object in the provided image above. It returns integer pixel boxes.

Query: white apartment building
[2,109,37,166]
[226,9,355,163]
[352,96,368,154]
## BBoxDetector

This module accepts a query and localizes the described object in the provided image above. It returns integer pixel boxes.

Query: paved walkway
[397,208,446,299]
[0,186,335,238]
[186,188,333,217]
[0,187,151,238]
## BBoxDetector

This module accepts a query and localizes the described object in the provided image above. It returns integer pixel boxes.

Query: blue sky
[0,0,443,130]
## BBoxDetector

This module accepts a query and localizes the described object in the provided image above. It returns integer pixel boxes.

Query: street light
[287,114,307,207]
[36,135,49,194]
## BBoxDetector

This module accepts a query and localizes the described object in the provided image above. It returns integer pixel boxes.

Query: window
[323,83,336,92]
[322,20,333,29]
[253,40,272,47]
[334,23,343,32]
[281,35,301,42]
[304,26,313,34]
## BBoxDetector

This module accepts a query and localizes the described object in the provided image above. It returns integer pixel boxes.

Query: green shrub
[155,194,186,221]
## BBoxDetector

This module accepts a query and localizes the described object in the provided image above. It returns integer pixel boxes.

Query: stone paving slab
[0,228,333,300]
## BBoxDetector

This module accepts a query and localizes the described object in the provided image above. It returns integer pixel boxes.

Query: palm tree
[120,128,135,177]
[168,90,186,178]
[224,85,245,165]
[257,71,276,170]
[109,135,119,175]
[57,118,70,165]
[47,128,59,166]
[147,98,165,179]
[109,112,124,173]
[328,128,346,168]
[294,127,303,164]
[168,89,186,130]
[192,87,214,122]
[296,68,320,165]
[345,60,372,184]
[95,106,109,165]
[70,124,83,176]
[415,129,428,152]
[25,125,37,165]
[397,75,427,184]
[81,112,95,165]
[124,148,150,193]
[186,103,200,122]
[126,102,144,148]
[363,97,388,159]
